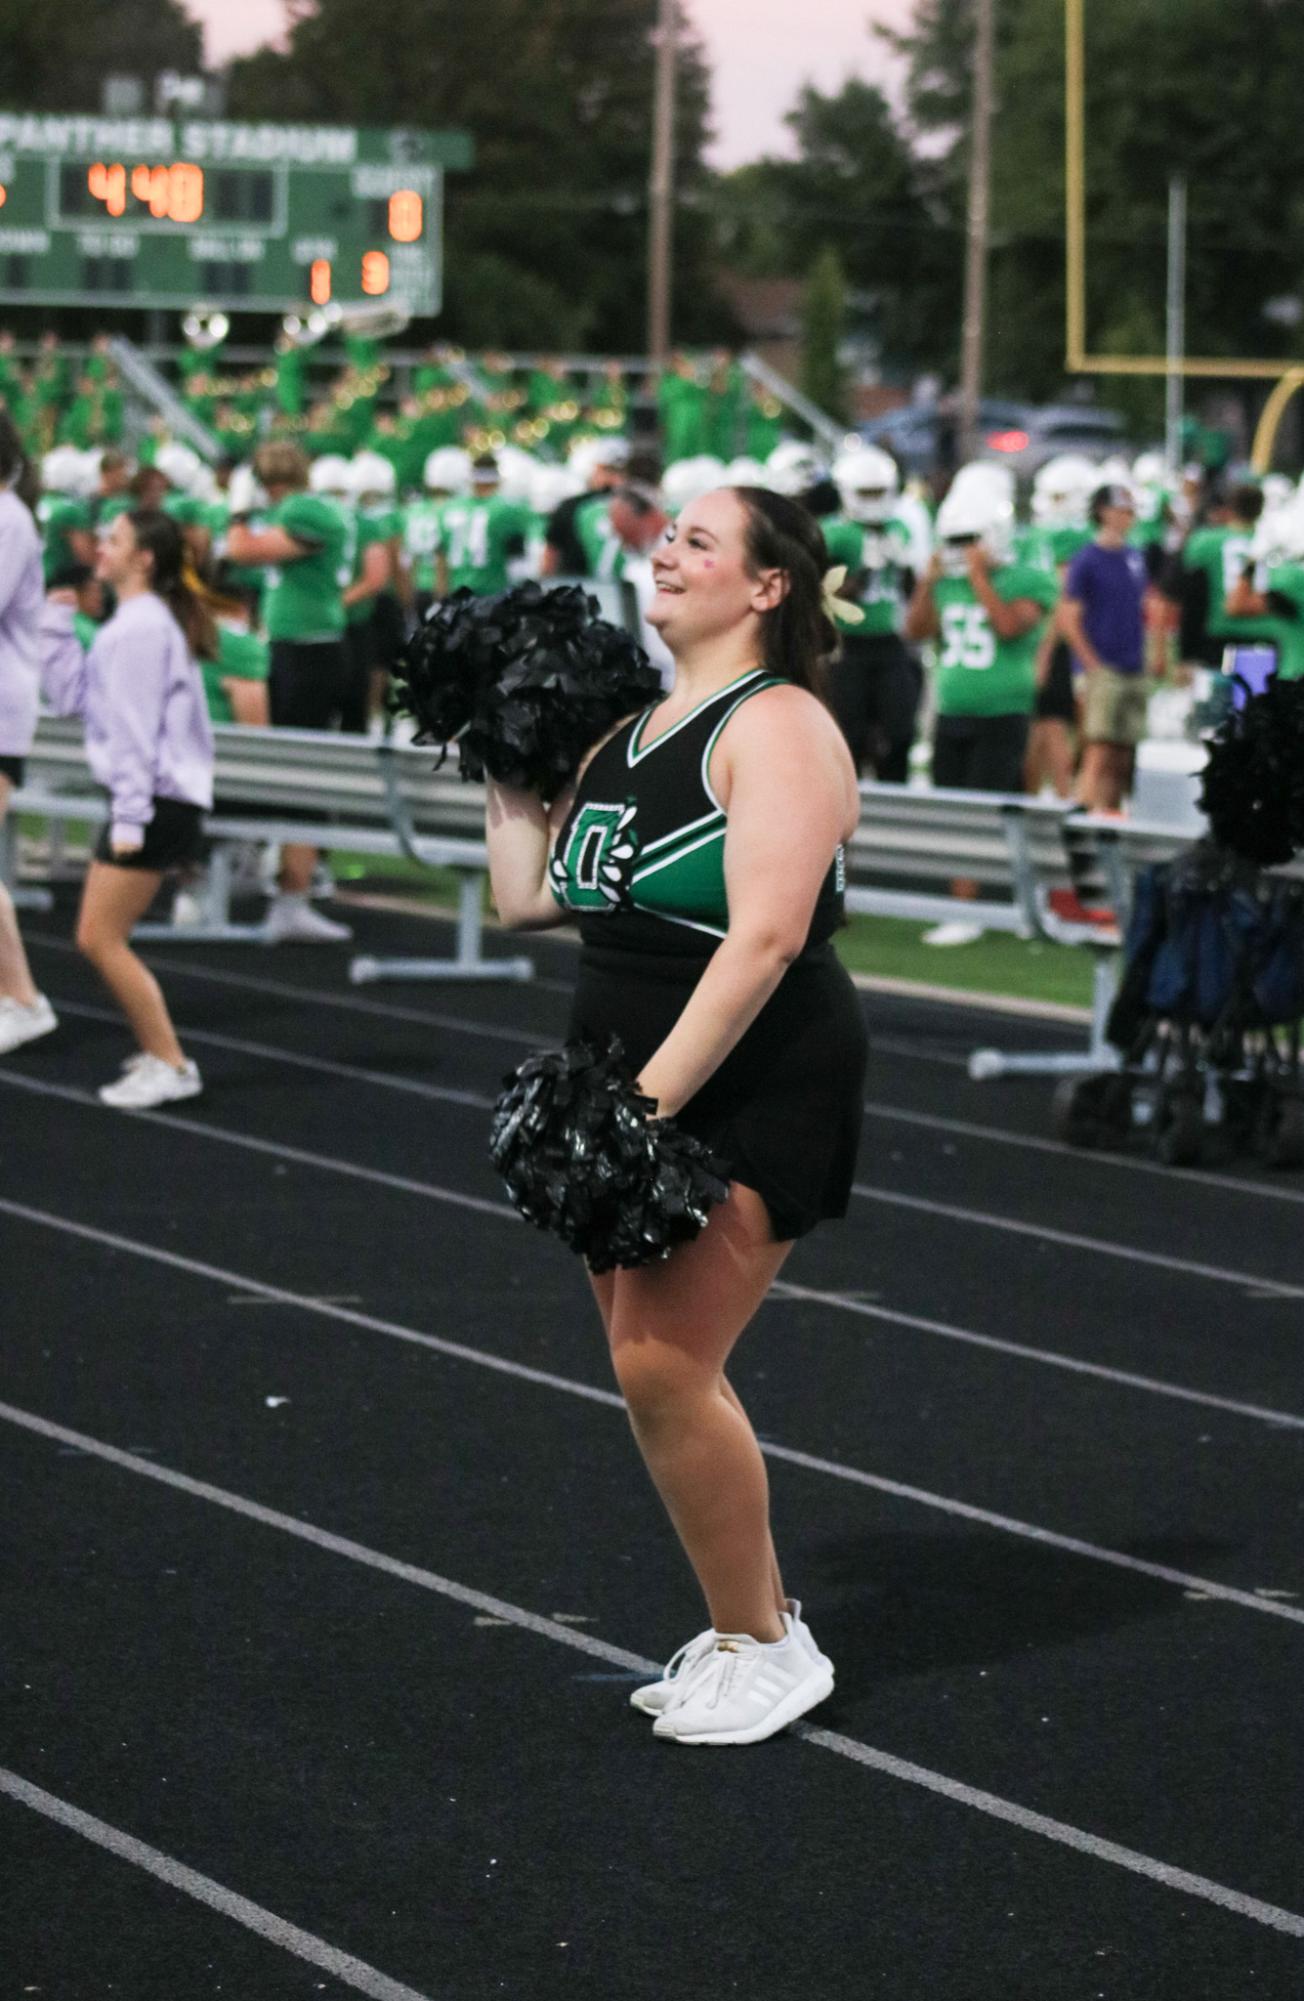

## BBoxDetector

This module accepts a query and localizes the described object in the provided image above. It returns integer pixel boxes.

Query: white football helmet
[40,446,87,498]
[309,454,353,499]
[530,462,582,516]
[153,441,203,494]
[766,439,825,498]
[662,455,726,512]
[832,444,901,524]
[494,445,537,504]
[568,435,629,483]
[423,446,472,495]
[724,456,769,487]
[348,451,397,502]
[1031,453,1096,529]
[225,463,267,516]
[935,481,1014,573]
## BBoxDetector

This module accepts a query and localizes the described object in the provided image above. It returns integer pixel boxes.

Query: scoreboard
[0,112,472,313]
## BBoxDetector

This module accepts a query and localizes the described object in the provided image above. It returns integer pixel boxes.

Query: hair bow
[821,564,865,625]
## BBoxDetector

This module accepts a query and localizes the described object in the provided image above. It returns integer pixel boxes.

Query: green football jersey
[574,493,626,581]
[202,624,270,724]
[1266,563,1304,680]
[931,564,1059,717]
[345,504,397,626]
[439,494,532,595]
[37,494,92,582]
[262,492,349,642]
[822,516,913,635]
[1183,525,1276,642]
[403,498,445,593]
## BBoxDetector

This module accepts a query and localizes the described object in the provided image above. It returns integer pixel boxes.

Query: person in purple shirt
[0,409,58,1058]
[1061,483,1152,809]
[40,509,214,1108]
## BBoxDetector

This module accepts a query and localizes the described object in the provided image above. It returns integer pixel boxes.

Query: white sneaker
[0,994,58,1055]
[262,894,353,945]
[171,886,206,928]
[98,1055,202,1110]
[651,1612,835,1746]
[631,1599,823,1716]
[921,920,983,947]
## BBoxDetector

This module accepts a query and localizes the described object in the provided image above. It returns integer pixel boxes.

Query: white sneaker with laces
[630,1599,824,1716]
[98,1055,203,1110]
[651,1612,835,1745]
[0,994,58,1055]
[921,920,983,948]
[262,894,353,945]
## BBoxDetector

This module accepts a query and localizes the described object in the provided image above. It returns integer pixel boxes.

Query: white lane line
[0,1070,514,1223]
[866,1098,1304,1210]
[3,1068,1302,1431]
[851,1182,1304,1300]
[25,934,544,1047]
[2,1193,1301,1626]
[49,999,497,1112]
[770,1280,1304,1433]
[0,1767,439,2001]
[5,1398,1304,1943]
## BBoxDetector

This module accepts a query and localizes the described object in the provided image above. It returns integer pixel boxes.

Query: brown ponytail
[127,509,220,662]
[0,407,39,512]
[731,486,839,700]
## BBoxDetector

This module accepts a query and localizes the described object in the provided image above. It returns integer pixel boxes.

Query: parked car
[858,399,1130,480]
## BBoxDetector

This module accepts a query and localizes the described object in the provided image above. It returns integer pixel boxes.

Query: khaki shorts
[1083,666,1149,747]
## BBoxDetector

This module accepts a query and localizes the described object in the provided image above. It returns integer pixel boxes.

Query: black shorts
[828,634,923,778]
[1034,641,1078,723]
[0,754,24,787]
[931,711,1029,793]
[94,797,205,872]
[269,639,350,730]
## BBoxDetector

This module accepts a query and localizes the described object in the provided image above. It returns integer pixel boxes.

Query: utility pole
[958,0,995,461]
[647,0,678,366]
[1164,175,1187,478]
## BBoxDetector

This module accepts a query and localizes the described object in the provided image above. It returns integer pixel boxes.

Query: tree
[801,247,849,422]
[226,0,739,350]
[0,0,203,109]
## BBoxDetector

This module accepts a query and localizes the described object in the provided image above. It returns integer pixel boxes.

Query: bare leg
[593,1184,794,1642]
[0,778,40,1005]
[76,863,188,1065]
[279,843,317,894]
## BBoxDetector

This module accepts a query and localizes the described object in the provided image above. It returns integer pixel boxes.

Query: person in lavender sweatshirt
[0,410,58,1058]
[40,509,214,1108]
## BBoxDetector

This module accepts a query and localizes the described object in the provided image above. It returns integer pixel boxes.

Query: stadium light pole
[647,0,678,366]
[958,0,995,461]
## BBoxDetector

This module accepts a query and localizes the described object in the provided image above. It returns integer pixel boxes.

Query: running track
[2,893,1302,1998]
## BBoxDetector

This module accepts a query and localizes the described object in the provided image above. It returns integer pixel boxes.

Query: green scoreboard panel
[0,112,472,313]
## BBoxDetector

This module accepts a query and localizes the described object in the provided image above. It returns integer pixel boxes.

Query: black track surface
[2,891,1303,1999]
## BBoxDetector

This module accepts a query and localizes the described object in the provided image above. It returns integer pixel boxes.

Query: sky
[190,0,916,169]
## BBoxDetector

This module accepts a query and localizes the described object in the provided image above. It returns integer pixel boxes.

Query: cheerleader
[40,510,213,1107]
[484,487,867,1744]
[0,410,56,1057]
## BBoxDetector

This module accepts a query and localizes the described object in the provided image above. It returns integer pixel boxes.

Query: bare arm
[484,780,575,930]
[1059,596,1106,674]
[1226,576,1270,619]
[967,549,1042,641]
[225,523,312,567]
[904,558,941,642]
[342,539,391,610]
[223,677,270,726]
[636,688,858,1119]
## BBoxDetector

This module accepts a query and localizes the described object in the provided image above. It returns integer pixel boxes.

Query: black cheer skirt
[569,936,868,1242]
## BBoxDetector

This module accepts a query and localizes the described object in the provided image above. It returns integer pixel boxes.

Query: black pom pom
[489,1037,730,1273]
[391,581,663,797]
[1200,677,1304,866]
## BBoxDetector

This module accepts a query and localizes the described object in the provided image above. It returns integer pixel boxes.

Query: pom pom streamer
[391,581,663,797]
[489,1038,730,1273]
[1199,677,1304,867]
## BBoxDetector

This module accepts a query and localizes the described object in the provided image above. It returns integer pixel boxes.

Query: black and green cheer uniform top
[550,668,867,1241]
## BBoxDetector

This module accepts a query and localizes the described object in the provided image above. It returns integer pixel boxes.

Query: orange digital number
[310,259,333,305]
[88,162,127,217]
[0,186,7,211]
[387,191,423,244]
[170,164,204,224]
[361,251,391,296]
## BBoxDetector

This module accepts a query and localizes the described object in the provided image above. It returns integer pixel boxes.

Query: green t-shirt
[262,491,349,641]
[439,494,532,595]
[202,625,270,724]
[1265,563,1304,681]
[1183,524,1276,643]
[403,498,445,593]
[37,494,91,582]
[823,516,914,635]
[931,564,1060,717]
[345,505,398,626]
